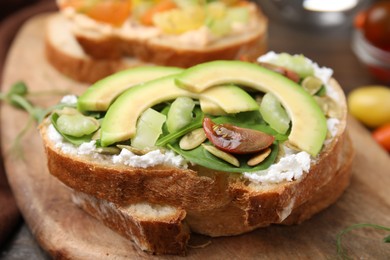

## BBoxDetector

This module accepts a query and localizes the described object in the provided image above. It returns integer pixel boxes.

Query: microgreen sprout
[0,81,73,157]
[336,223,390,259]
[0,81,72,123]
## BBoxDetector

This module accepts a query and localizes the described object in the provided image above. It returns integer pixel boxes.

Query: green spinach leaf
[168,141,278,173]
[156,107,204,146]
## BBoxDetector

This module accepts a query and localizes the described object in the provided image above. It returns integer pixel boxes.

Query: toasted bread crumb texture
[71,191,190,255]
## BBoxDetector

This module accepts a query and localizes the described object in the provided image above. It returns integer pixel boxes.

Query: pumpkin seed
[247,148,272,166]
[96,147,121,155]
[275,143,286,163]
[117,144,152,155]
[179,128,207,150]
[283,141,301,152]
[301,76,323,95]
[202,144,240,167]
[91,129,101,140]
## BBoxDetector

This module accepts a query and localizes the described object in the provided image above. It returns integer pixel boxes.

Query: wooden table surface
[0,0,388,259]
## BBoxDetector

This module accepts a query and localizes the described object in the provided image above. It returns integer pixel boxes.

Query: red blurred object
[367,64,390,83]
[352,1,390,84]
[355,1,390,51]
[372,123,390,152]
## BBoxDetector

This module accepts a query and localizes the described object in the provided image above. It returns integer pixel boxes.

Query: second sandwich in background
[45,0,268,83]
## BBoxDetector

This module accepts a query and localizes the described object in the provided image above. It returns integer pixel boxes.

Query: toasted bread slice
[39,78,353,238]
[71,191,190,255]
[69,141,352,255]
[45,2,268,83]
[67,2,268,65]
[44,14,152,83]
[72,8,268,67]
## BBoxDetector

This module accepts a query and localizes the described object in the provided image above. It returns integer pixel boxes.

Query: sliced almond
[179,128,207,150]
[202,144,240,167]
[247,148,272,166]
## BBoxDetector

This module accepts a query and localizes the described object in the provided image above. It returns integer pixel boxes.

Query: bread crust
[71,191,190,255]
[186,132,354,236]
[44,14,152,83]
[45,38,132,83]
[39,78,353,237]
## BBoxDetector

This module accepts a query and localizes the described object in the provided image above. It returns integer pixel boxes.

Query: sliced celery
[166,97,195,133]
[268,53,314,78]
[131,108,166,149]
[259,93,290,134]
[56,113,99,137]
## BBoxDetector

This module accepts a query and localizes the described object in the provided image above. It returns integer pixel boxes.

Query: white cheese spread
[47,124,188,169]
[243,151,311,184]
[60,95,78,106]
[112,148,187,169]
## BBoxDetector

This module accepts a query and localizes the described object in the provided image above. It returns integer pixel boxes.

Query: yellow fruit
[60,0,132,26]
[206,2,227,20]
[153,6,205,34]
[347,86,390,128]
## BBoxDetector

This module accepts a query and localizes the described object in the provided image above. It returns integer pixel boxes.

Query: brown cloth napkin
[0,0,55,246]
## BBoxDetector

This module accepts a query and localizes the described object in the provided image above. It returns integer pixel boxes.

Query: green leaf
[315,85,326,96]
[336,223,390,259]
[8,81,28,97]
[169,141,278,173]
[156,107,204,146]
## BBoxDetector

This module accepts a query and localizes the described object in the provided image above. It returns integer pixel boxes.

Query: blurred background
[0,0,389,258]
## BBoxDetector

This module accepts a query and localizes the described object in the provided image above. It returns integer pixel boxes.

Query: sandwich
[39,52,354,255]
[45,0,268,83]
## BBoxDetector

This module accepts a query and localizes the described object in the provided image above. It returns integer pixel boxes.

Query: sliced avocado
[175,60,327,156]
[77,66,183,112]
[200,84,258,114]
[101,75,194,147]
[101,75,261,147]
[199,98,226,115]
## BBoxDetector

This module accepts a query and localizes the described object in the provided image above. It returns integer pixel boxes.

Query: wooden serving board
[1,14,390,259]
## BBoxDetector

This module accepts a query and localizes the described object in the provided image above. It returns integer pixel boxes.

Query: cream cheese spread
[47,124,188,169]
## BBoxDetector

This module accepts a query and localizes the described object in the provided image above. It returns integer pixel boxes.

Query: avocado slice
[101,75,193,146]
[100,76,259,147]
[200,84,259,115]
[77,66,183,112]
[175,60,327,156]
